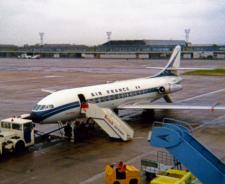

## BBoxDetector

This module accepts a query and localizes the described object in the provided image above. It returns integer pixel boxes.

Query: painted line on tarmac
[194,114,225,132]
[79,151,154,184]
[178,88,225,103]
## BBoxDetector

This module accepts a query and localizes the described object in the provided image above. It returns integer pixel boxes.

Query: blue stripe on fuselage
[31,87,160,122]
[31,101,80,121]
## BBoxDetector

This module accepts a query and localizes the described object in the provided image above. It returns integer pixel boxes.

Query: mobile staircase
[80,103,134,141]
[150,119,225,184]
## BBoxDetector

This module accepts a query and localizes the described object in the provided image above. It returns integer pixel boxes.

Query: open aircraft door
[78,94,88,113]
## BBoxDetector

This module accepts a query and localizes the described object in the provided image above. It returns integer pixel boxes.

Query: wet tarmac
[0,58,225,184]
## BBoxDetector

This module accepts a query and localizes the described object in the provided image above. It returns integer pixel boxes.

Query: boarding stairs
[150,119,225,184]
[80,103,134,141]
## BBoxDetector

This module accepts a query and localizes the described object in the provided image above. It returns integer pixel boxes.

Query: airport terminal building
[0,40,225,59]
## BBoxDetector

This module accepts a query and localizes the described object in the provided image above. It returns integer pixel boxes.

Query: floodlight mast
[184,29,190,42]
[106,32,112,41]
[39,32,45,45]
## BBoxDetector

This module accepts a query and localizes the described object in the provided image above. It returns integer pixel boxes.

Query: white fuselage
[31,76,182,124]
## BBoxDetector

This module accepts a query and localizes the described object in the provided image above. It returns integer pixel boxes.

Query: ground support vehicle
[150,118,225,184]
[0,116,34,155]
[105,162,140,184]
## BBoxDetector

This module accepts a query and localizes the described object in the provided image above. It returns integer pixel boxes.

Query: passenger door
[78,94,87,104]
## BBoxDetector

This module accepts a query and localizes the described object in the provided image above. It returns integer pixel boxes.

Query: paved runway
[0,58,225,184]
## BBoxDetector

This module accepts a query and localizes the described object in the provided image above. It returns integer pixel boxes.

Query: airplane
[30,45,225,124]
[18,54,41,59]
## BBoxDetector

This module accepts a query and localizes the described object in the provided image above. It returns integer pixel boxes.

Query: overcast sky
[0,0,224,46]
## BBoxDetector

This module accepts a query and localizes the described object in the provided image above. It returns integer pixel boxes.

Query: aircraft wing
[118,103,225,111]
[41,89,56,94]
[119,88,225,111]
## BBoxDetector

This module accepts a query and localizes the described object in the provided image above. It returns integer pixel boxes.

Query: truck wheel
[15,141,25,154]
[129,179,138,184]
[113,182,120,184]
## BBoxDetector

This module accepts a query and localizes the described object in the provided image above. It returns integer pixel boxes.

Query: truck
[0,117,35,155]
[105,162,140,184]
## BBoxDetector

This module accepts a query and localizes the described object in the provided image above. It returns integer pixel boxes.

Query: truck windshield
[1,122,11,129]
[12,123,22,130]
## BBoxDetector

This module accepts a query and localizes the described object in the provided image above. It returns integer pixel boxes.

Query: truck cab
[0,117,35,155]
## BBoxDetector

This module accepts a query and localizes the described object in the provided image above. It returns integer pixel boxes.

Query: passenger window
[98,92,102,95]
[119,89,122,92]
[106,90,110,94]
[91,93,95,97]
[111,90,114,93]
[126,87,129,91]
[115,89,118,93]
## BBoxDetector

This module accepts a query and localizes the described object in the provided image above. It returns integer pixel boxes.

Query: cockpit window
[33,104,54,111]
[39,106,45,111]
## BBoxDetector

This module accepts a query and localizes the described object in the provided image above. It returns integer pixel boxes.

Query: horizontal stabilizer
[146,67,217,70]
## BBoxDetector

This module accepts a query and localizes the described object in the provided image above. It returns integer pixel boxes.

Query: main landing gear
[142,109,155,122]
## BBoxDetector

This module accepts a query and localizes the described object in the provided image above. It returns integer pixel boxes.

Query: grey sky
[0,0,224,46]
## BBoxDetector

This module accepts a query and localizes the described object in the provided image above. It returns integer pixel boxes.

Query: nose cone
[30,111,42,123]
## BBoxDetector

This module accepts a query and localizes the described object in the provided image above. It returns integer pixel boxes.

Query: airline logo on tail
[153,45,181,77]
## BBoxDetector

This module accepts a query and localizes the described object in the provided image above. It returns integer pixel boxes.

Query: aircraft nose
[30,111,42,123]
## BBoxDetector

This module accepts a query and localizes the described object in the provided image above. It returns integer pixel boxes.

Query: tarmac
[0,58,225,184]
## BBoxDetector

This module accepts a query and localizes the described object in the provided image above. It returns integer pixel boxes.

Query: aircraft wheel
[142,109,155,122]
[113,109,119,115]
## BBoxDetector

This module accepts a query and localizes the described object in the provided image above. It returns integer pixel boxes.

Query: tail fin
[154,45,181,77]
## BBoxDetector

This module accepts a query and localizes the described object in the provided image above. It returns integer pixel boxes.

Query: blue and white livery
[30,46,225,124]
